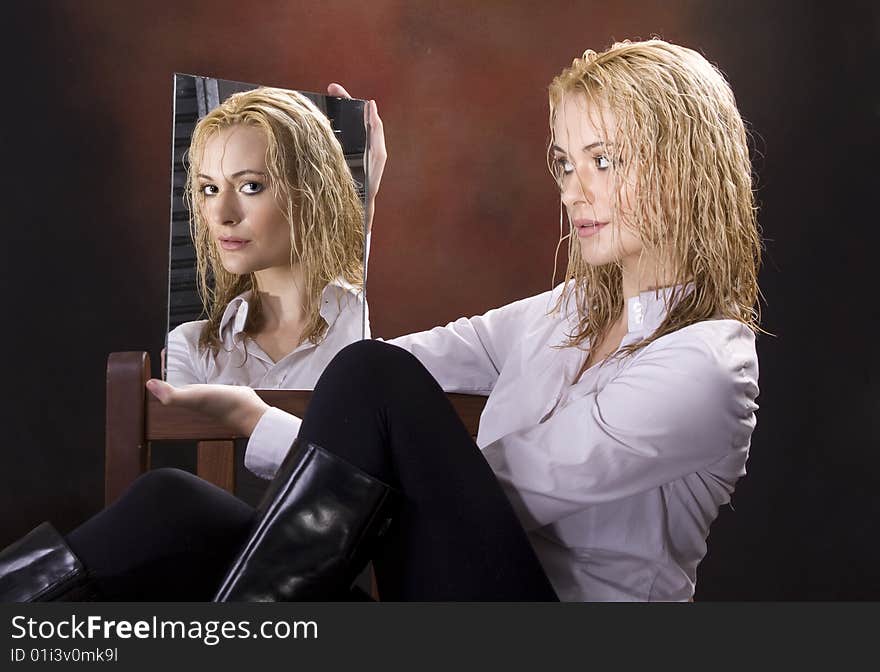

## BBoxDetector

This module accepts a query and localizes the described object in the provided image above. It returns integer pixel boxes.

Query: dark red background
[1,0,877,599]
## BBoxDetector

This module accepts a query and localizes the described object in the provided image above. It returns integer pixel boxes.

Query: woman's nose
[561,168,595,208]
[207,190,241,226]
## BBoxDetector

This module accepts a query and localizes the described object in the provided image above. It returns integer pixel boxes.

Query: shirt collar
[218,292,251,340]
[318,278,363,327]
[218,278,364,341]
[625,282,695,335]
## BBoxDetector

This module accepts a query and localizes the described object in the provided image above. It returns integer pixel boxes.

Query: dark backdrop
[1,0,876,600]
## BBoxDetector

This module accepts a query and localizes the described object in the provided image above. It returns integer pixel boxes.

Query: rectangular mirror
[165,74,370,389]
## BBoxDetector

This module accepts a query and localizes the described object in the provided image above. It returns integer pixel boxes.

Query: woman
[0,39,760,602]
[166,86,382,390]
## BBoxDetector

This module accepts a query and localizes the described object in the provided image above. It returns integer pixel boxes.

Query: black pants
[68,341,558,601]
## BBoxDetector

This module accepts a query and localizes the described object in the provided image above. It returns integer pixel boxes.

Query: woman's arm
[327,83,385,235]
[483,323,759,531]
[388,290,557,394]
[147,291,555,479]
[329,80,548,391]
[146,378,270,437]
[146,378,297,480]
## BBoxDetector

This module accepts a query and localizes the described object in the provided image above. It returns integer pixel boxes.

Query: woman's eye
[554,157,574,176]
[241,182,264,195]
[595,155,611,170]
[200,184,219,196]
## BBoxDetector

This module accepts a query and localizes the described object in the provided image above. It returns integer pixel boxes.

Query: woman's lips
[219,238,250,251]
[573,219,608,238]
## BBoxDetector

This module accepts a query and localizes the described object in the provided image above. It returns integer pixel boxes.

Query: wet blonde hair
[185,87,365,354]
[548,39,762,359]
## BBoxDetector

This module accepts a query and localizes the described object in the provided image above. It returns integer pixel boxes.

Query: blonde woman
[0,41,760,602]
[166,86,380,390]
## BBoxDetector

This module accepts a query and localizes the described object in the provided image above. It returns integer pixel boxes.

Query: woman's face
[551,93,643,268]
[196,124,293,275]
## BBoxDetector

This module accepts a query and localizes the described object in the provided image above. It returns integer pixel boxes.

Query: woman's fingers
[325,83,387,226]
[145,379,222,412]
[145,380,270,436]
[327,82,352,99]
[326,83,385,161]
[146,378,175,405]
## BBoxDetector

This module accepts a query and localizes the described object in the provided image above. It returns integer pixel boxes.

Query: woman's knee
[121,468,200,506]
[115,468,252,536]
[319,340,437,395]
[117,468,242,523]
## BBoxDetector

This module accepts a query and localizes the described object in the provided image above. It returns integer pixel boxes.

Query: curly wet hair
[185,87,365,354]
[547,39,763,359]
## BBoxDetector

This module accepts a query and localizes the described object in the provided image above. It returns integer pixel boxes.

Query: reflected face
[197,125,293,275]
[551,93,643,268]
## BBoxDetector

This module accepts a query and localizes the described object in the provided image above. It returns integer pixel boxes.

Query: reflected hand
[328,83,386,233]
[146,379,270,437]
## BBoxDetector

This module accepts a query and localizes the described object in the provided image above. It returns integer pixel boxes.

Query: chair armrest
[106,350,489,506]
[105,351,151,506]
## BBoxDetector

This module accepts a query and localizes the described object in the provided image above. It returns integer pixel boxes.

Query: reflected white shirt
[247,283,759,601]
[166,278,368,473]
[167,279,367,388]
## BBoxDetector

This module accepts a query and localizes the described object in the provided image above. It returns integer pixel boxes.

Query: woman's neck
[620,254,683,300]
[253,264,308,332]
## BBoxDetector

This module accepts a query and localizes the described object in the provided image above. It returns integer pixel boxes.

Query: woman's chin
[579,250,618,267]
[218,261,251,275]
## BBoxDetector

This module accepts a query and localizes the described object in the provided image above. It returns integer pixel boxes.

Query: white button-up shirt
[166,279,368,389]
[247,283,759,601]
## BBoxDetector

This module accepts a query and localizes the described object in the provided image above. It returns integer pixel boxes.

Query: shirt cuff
[244,407,302,480]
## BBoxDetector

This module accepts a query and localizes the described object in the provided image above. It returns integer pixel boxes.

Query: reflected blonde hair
[185,87,364,354]
[548,39,762,359]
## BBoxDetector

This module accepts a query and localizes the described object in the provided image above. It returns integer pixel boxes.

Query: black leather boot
[214,441,397,602]
[0,522,98,602]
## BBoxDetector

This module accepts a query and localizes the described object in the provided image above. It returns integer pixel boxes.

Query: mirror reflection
[166,74,369,389]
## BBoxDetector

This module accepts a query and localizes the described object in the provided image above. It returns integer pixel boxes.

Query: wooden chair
[105,350,488,601]
[105,351,488,505]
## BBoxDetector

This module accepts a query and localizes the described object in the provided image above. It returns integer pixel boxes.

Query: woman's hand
[327,83,386,234]
[146,379,270,437]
